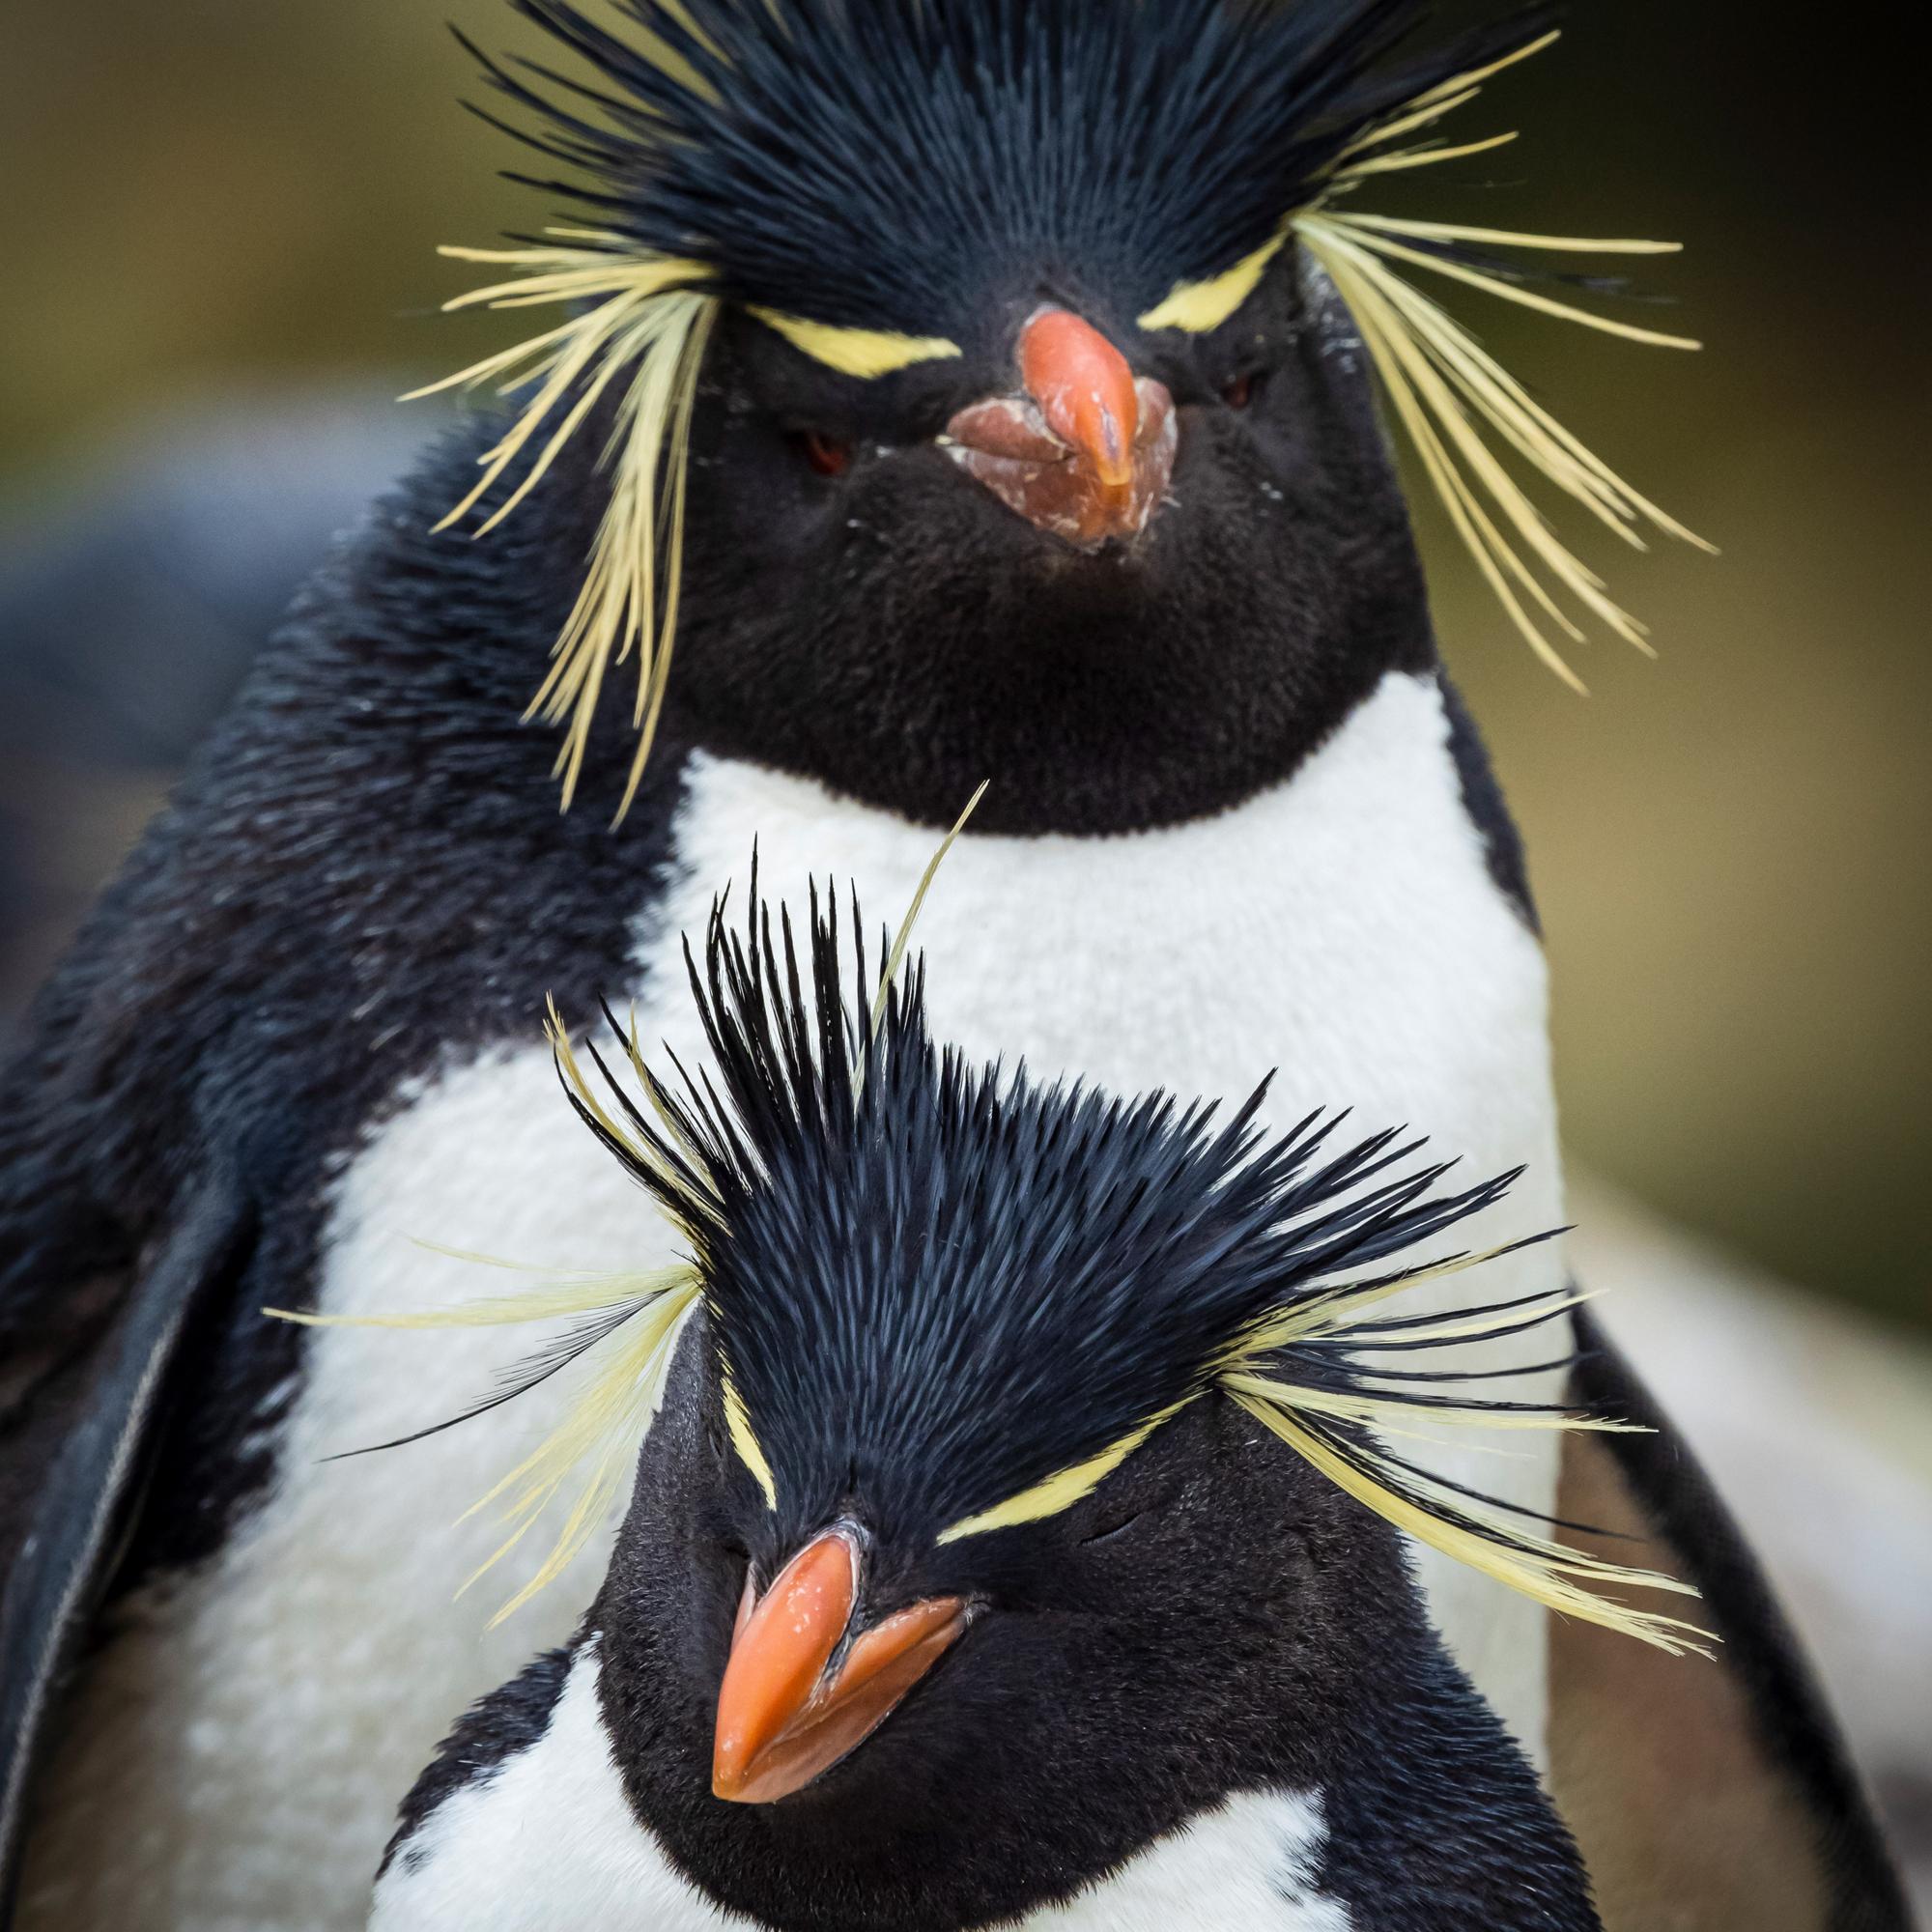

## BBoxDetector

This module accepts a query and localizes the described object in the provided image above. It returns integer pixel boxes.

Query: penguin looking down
[0,2,1904,1928]
[362,881,1645,1931]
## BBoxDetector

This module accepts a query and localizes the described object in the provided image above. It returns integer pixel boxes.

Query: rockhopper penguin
[364,880,1659,1930]
[0,2,1904,1928]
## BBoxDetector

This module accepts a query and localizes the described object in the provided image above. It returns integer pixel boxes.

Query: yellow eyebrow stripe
[747,307,963,379]
[724,1376,778,1511]
[935,1404,1186,1546]
[1137,231,1289,334]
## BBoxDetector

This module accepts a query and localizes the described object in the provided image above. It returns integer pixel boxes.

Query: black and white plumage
[473,884,1690,1646]
[418,0,1703,805]
[364,884,1612,1930]
[375,1395,1602,1932]
[628,892,1543,1547]
[0,0,1904,1926]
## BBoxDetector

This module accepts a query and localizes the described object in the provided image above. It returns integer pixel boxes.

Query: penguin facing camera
[352,878,1690,1931]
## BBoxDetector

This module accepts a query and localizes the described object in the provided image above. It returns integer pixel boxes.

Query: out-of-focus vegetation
[1,0,1924,1330]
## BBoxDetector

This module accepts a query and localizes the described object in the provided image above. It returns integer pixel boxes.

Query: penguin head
[599,1309,1444,1929]
[437,877,1696,1927]
[637,0,1447,831]
[669,237,1417,830]
[429,1,1701,821]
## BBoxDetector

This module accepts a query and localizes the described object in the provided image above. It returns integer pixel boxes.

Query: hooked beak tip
[1018,307,1139,481]
[944,383,1176,553]
[941,306,1175,550]
[1092,412,1135,493]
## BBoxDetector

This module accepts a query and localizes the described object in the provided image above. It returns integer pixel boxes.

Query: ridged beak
[944,306,1177,550]
[711,1528,969,1804]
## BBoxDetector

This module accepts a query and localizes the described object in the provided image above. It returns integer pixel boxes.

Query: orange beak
[945,307,1177,550]
[1018,307,1141,492]
[711,1529,969,1804]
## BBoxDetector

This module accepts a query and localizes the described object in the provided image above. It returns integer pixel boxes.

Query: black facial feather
[562,878,1544,1551]
[467,0,1553,337]
[425,0,1697,815]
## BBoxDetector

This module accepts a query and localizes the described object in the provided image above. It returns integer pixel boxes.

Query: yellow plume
[1289,29,1713,690]
[1218,1257,1711,1655]
[408,234,717,817]
[270,1264,701,1625]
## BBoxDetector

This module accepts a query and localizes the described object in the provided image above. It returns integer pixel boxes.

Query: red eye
[1222,372,1258,410]
[797,430,854,477]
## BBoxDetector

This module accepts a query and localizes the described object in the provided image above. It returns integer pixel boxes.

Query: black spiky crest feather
[277,844,1707,1652]
[413,0,1709,810]
[461,0,1523,337]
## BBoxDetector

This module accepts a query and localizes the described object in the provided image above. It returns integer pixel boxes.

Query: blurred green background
[1,0,1925,1331]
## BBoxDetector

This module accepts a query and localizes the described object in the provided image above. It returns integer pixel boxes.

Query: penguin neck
[660,590,1440,838]
[374,1644,1363,1932]
[659,621,1443,840]
[372,1618,1594,1932]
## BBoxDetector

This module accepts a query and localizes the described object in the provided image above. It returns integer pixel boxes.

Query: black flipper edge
[0,1168,255,1924]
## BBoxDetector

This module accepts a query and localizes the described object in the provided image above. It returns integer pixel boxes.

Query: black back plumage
[472,0,1546,336]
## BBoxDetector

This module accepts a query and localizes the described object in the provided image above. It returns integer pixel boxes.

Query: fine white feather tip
[268,1266,703,1625]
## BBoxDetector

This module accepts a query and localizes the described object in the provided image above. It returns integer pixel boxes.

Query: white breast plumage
[20,668,1559,1931]
[368,1646,1353,1932]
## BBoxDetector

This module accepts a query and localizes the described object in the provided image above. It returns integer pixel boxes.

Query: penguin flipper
[1548,1307,1911,1932]
[0,1166,255,1922]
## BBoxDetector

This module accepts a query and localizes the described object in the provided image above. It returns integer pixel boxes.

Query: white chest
[368,1648,1351,1932]
[21,669,1559,1932]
